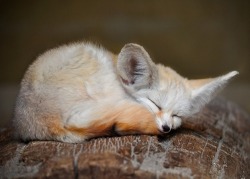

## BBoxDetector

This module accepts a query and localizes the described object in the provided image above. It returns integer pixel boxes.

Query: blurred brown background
[0,1,249,128]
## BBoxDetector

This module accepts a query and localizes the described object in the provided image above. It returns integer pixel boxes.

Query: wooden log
[0,98,249,178]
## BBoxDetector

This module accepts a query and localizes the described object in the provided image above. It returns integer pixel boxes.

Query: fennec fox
[13,42,238,143]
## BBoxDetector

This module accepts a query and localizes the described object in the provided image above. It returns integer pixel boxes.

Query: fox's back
[13,42,124,141]
[25,43,115,87]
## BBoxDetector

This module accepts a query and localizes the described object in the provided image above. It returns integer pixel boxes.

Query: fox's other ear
[117,43,157,91]
[188,71,239,114]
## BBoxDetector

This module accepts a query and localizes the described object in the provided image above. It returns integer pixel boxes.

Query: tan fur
[65,102,159,138]
[113,103,159,135]
[156,111,164,118]
[45,115,67,137]
[189,79,213,89]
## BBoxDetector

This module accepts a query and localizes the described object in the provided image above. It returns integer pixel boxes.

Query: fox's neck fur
[13,42,238,143]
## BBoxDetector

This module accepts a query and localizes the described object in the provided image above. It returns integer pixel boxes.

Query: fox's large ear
[188,71,239,114]
[117,43,157,91]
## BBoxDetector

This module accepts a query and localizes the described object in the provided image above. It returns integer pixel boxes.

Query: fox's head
[117,43,238,133]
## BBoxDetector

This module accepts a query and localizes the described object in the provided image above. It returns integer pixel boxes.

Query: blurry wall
[0,1,249,127]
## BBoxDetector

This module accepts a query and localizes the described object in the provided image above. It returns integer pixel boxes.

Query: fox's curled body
[13,42,238,143]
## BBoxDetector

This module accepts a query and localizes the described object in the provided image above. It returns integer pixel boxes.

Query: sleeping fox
[13,42,238,143]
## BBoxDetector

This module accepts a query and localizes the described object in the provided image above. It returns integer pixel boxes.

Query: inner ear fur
[117,43,157,90]
[188,78,214,89]
[188,71,238,114]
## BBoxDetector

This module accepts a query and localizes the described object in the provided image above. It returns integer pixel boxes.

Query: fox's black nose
[162,125,171,133]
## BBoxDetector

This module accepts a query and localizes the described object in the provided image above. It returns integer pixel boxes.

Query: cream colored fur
[13,42,238,143]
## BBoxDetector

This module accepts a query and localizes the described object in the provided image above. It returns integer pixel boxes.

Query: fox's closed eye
[172,114,182,118]
[148,98,162,110]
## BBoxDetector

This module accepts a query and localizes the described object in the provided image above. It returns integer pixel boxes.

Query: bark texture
[0,98,250,178]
